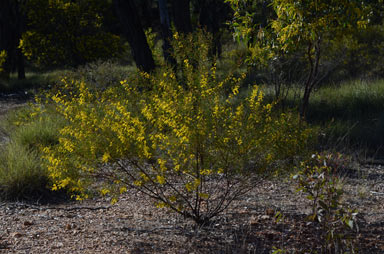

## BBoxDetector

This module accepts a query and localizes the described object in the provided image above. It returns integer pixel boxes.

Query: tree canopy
[227,0,371,117]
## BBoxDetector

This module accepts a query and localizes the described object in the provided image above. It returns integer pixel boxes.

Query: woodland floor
[0,97,383,254]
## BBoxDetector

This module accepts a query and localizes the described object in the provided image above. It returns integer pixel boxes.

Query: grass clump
[0,141,48,200]
[11,112,64,150]
[0,105,66,201]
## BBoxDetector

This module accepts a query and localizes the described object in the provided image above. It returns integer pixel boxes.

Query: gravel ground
[0,166,382,254]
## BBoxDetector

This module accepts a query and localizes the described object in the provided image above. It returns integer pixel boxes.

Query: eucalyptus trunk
[113,0,155,72]
[172,0,192,34]
[0,0,25,80]
[158,0,176,65]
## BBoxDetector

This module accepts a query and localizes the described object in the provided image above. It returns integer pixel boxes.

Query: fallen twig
[370,191,384,196]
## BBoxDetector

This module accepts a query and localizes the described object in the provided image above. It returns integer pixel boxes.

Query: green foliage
[272,246,288,254]
[20,0,125,67]
[42,30,314,224]
[226,0,278,65]
[227,0,370,116]
[294,153,359,253]
[332,24,384,80]
[270,0,368,51]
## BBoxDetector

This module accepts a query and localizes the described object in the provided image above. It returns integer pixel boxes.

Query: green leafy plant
[294,153,359,253]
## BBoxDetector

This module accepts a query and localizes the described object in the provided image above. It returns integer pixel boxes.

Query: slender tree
[113,0,155,72]
[0,0,25,81]
[197,0,231,57]
[158,0,176,65]
[227,0,369,118]
[16,0,26,79]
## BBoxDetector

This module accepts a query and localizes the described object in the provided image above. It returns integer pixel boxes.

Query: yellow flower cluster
[0,50,6,72]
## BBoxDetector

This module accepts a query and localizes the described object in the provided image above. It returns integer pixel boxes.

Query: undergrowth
[0,141,47,200]
[260,79,384,158]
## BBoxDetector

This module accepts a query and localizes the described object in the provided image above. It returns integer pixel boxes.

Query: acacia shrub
[42,31,314,224]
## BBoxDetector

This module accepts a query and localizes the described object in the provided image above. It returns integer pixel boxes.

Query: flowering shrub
[43,31,314,224]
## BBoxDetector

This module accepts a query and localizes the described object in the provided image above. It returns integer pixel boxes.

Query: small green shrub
[42,30,315,225]
[294,153,359,253]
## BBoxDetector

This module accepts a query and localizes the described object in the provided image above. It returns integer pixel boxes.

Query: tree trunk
[17,49,25,80]
[17,0,26,80]
[300,39,321,119]
[158,0,176,65]
[300,89,310,119]
[172,0,192,34]
[198,0,227,57]
[0,0,17,80]
[0,0,26,81]
[113,0,155,72]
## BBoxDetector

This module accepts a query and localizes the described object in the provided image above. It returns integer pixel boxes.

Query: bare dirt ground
[0,95,29,117]
[0,98,383,253]
[0,169,383,254]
